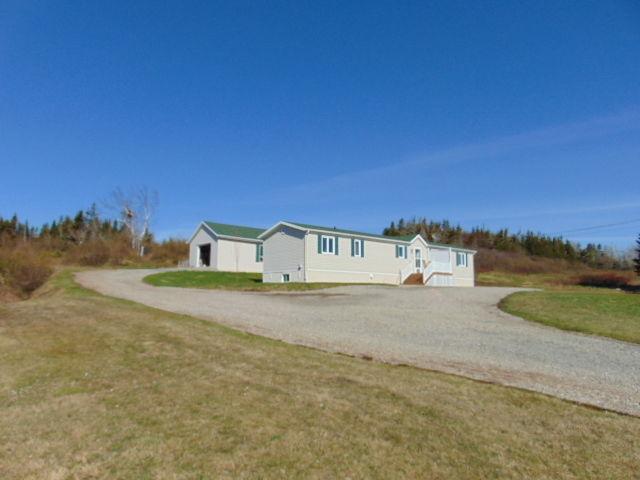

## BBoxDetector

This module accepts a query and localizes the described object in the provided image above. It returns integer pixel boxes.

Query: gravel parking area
[76,269,640,416]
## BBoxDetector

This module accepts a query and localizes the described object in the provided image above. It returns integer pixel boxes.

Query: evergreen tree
[383,217,623,268]
[634,233,640,276]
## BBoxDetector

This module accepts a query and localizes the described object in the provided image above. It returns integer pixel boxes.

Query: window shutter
[255,244,260,262]
[318,234,322,253]
[395,245,399,258]
[404,246,408,259]
[334,236,339,255]
[351,238,355,257]
[361,239,365,257]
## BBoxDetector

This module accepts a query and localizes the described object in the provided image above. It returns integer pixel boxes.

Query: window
[456,252,468,267]
[352,238,362,257]
[321,235,335,254]
[395,244,407,258]
[282,273,290,283]
[256,244,264,262]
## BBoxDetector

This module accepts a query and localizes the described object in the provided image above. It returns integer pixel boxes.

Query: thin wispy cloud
[265,108,640,202]
[458,198,640,224]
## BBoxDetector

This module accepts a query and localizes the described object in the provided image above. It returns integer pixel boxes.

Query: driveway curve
[76,269,640,416]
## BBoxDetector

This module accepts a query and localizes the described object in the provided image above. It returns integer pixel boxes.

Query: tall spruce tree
[634,233,640,276]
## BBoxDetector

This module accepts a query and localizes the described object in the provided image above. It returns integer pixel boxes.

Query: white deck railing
[423,261,433,284]
[423,260,452,284]
[402,259,453,285]
[431,261,452,274]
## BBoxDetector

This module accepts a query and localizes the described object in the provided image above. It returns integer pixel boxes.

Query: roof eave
[286,223,412,244]
[216,234,262,243]
[187,221,218,244]
[258,221,308,240]
[188,222,262,243]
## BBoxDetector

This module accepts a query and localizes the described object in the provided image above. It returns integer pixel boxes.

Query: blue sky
[1,1,639,249]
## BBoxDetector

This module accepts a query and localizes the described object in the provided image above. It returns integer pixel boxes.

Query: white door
[414,248,423,273]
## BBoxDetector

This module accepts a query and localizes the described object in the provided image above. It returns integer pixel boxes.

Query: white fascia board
[187,221,219,244]
[409,235,429,248]
[188,221,262,244]
[217,234,262,244]
[425,242,477,254]
[298,227,411,245]
[258,221,308,240]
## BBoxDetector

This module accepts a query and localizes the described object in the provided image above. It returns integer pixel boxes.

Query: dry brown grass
[0,271,639,479]
[0,236,188,301]
[575,272,632,288]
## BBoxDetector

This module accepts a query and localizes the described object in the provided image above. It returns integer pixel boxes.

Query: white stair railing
[399,261,415,284]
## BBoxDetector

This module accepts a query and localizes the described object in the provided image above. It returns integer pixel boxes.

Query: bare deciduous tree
[106,187,158,256]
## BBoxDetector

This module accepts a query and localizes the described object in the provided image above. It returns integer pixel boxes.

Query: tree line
[0,190,187,298]
[0,206,123,246]
[383,217,634,270]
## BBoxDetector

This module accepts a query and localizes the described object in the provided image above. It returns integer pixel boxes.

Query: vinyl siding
[305,233,410,285]
[425,246,475,287]
[188,225,262,272]
[452,251,475,287]
[216,238,263,273]
[262,225,306,283]
[189,227,219,268]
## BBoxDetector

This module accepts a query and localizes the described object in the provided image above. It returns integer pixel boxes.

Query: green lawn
[500,287,640,344]
[478,270,640,344]
[0,271,638,478]
[143,270,360,291]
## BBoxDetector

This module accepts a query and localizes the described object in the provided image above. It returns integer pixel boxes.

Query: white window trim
[397,245,406,258]
[456,252,468,267]
[321,235,335,254]
[353,239,362,257]
[282,273,290,283]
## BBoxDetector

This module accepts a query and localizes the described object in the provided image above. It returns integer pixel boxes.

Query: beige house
[259,221,476,286]
[188,221,264,272]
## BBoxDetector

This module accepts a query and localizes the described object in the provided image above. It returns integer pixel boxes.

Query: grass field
[143,270,366,291]
[0,271,639,478]
[500,288,640,344]
[479,271,640,344]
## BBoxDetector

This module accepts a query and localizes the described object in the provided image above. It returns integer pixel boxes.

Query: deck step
[403,273,423,285]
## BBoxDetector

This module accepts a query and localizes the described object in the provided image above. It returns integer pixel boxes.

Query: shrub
[146,238,188,266]
[63,240,110,266]
[0,244,53,296]
[107,237,137,266]
[576,273,630,289]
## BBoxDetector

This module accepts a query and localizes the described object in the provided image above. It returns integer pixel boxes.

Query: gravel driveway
[76,269,640,416]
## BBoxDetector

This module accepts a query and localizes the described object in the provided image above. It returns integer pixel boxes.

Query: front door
[414,248,422,273]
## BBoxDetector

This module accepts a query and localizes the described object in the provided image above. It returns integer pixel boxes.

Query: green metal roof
[204,221,264,240]
[285,221,472,250]
[286,221,413,243]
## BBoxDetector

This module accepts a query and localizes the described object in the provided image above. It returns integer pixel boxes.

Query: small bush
[146,238,188,266]
[107,237,138,266]
[0,244,53,296]
[576,273,630,289]
[63,240,110,266]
